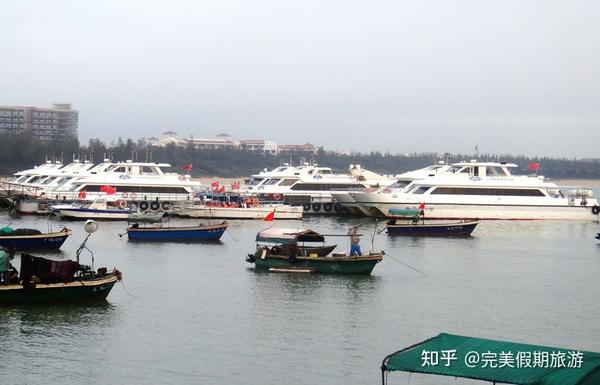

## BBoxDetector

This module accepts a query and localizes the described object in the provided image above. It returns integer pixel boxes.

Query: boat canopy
[127,211,165,223]
[381,333,600,385]
[256,228,325,244]
[388,208,421,218]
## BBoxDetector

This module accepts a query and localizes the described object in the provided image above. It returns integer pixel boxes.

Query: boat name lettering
[420,349,584,369]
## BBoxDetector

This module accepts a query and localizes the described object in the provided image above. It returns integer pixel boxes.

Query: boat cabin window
[141,166,158,175]
[291,183,358,191]
[485,167,508,176]
[317,169,332,175]
[473,167,479,176]
[28,176,44,184]
[246,178,264,186]
[273,167,289,172]
[41,177,57,185]
[111,166,128,173]
[13,176,26,183]
[412,186,430,194]
[448,166,463,174]
[279,179,297,186]
[263,178,281,185]
[56,177,71,186]
[431,187,545,196]
[390,180,411,189]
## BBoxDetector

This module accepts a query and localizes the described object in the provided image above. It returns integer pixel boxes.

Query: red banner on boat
[78,190,87,200]
[264,210,275,222]
[528,162,540,171]
[100,185,117,195]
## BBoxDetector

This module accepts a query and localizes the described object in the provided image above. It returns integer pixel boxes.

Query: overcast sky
[1,0,599,157]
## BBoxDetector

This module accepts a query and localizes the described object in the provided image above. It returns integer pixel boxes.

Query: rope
[119,280,138,299]
[226,229,239,242]
[386,254,427,276]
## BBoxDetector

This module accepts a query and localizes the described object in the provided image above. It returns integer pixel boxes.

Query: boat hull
[175,205,302,220]
[0,230,71,250]
[55,208,132,220]
[127,224,227,241]
[249,253,383,275]
[0,274,118,305]
[386,221,479,237]
[354,201,600,221]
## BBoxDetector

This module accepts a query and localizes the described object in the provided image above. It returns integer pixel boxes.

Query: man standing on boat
[348,226,362,256]
[0,246,16,285]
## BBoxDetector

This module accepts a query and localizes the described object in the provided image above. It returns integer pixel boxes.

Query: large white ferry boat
[239,163,396,213]
[5,160,203,213]
[332,162,451,216]
[345,161,600,220]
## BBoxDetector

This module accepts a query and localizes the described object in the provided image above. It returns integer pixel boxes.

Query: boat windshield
[390,180,412,189]
[246,178,264,186]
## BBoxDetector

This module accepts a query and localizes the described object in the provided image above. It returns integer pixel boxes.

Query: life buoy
[117,200,128,209]
[130,192,137,199]
[178,174,186,181]
[303,203,311,211]
[129,201,139,211]
[592,205,600,215]
[273,193,282,200]
[150,201,161,211]
[122,192,129,198]
[139,201,149,211]
[162,201,173,211]
[334,203,343,213]
[312,203,321,212]
[323,203,333,212]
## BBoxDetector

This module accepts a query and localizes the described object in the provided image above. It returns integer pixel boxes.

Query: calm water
[1,213,599,385]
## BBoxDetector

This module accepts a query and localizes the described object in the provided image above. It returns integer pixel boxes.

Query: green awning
[382,333,600,385]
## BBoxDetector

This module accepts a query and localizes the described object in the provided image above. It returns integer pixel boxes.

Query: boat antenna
[76,220,99,270]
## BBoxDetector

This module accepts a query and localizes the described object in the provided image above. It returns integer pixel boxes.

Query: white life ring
[273,193,282,200]
[122,192,129,198]
[178,175,186,181]
[130,192,137,199]
[117,200,128,209]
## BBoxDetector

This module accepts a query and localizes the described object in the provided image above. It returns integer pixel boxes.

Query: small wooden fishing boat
[246,228,384,274]
[0,227,71,251]
[386,219,479,237]
[173,201,303,220]
[127,222,228,241]
[52,199,133,220]
[0,221,122,305]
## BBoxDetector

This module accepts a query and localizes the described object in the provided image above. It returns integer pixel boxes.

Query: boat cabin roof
[256,228,325,244]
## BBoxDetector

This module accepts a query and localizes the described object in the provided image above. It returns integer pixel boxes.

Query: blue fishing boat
[386,219,479,237]
[127,222,228,241]
[0,227,71,250]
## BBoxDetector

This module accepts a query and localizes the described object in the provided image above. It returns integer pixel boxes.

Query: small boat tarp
[381,333,600,385]
[256,228,325,245]
[127,211,165,223]
[387,208,421,218]
[20,254,80,284]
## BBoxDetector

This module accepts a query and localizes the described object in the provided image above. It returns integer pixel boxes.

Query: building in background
[147,132,316,154]
[0,103,78,141]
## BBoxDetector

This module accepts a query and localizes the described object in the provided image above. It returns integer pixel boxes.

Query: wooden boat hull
[0,230,71,251]
[248,253,383,275]
[127,224,227,241]
[55,208,132,220]
[386,220,479,237]
[174,205,303,220]
[0,274,119,305]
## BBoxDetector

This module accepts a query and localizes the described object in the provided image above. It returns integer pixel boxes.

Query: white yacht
[332,162,451,216]
[6,160,203,214]
[239,163,396,213]
[346,161,600,220]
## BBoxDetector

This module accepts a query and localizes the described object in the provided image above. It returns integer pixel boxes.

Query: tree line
[1,135,599,179]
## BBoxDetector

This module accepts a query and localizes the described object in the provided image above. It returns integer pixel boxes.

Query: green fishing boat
[381,333,600,385]
[0,220,122,305]
[246,228,384,274]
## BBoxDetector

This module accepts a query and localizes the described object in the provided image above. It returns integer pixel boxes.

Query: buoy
[139,201,149,211]
[312,203,321,212]
[150,201,160,211]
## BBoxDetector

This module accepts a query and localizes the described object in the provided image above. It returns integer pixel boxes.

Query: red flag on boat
[100,185,116,195]
[528,162,540,171]
[418,202,426,210]
[264,210,275,222]
[216,185,225,193]
[78,190,87,200]
[183,163,192,172]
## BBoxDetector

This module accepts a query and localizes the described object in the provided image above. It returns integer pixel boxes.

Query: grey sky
[1,0,599,158]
